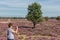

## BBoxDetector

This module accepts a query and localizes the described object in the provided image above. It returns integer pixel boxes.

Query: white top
[7,28,14,39]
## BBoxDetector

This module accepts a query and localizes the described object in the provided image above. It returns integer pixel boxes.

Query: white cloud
[0,0,60,17]
[42,5,60,17]
[0,0,28,8]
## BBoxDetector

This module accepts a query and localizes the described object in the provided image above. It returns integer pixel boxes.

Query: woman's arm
[11,26,18,33]
[16,26,18,33]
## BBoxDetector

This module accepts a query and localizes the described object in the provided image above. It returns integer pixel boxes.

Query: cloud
[37,0,60,17]
[0,0,28,17]
[0,0,28,8]
[0,0,60,17]
[42,5,60,17]
[0,0,28,11]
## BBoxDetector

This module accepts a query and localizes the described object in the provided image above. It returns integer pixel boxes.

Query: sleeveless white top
[7,28,14,39]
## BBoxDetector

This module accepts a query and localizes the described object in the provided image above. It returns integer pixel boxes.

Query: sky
[0,0,60,17]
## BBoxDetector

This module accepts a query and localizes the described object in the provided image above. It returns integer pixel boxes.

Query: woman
[7,23,18,40]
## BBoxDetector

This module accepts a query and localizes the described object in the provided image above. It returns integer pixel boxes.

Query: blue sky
[0,0,60,17]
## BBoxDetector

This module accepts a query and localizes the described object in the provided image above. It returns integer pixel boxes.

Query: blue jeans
[7,39,14,40]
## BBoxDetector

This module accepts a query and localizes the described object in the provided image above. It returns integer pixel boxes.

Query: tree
[56,16,60,20]
[44,17,49,21]
[50,17,56,19]
[26,2,43,28]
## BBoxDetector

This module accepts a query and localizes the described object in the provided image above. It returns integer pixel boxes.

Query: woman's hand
[17,26,18,30]
[16,26,18,32]
[11,26,18,34]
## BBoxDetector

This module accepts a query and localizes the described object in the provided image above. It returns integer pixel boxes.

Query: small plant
[44,17,48,21]
[56,16,60,20]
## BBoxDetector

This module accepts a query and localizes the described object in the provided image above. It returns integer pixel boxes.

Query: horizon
[0,0,60,17]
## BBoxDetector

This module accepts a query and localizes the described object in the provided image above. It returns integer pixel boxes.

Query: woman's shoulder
[8,28,11,31]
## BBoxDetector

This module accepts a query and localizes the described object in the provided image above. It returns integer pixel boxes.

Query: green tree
[44,17,49,21]
[56,16,60,20]
[26,2,43,28]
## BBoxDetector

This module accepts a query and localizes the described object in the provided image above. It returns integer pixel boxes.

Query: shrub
[56,16,60,20]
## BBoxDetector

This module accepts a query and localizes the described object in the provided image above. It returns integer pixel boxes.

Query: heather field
[0,19,60,40]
